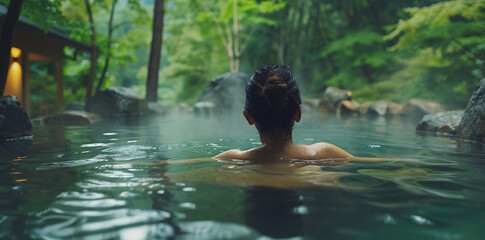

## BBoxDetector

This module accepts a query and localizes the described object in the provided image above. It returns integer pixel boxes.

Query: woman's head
[244,65,302,137]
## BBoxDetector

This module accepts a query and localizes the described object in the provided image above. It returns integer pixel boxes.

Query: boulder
[148,102,171,115]
[318,87,352,113]
[457,79,485,142]
[303,98,320,110]
[85,87,147,118]
[358,102,372,115]
[177,103,192,112]
[195,72,249,114]
[0,96,32,139]
[65,101,85,111]
[337,100,360,115]
[416,110,464,135]
[45,110,101,125]
[400,99,444,118]
[194,101,215,115]
[387,102,404,115]
[358,101,403,116]
[31,116,46,126]
[367,101,388,116]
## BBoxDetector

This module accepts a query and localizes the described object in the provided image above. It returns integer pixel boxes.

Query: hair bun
[262,76,288,109]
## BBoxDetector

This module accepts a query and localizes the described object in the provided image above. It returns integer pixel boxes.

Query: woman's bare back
[214,142,353,162]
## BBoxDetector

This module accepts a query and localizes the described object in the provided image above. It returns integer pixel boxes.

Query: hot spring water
[0,112,484,239]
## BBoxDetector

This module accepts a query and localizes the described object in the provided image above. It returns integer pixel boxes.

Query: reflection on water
[244,187,304,238]
[0,112,484,239]
[167,161,350,189]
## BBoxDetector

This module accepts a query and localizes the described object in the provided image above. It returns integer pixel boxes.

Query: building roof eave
[0,4,91,52]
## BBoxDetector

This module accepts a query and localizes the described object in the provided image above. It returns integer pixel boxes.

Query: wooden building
[0,4,90,116]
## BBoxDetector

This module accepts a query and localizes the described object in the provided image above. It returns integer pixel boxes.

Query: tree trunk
[361,63,372,83]
[96,0,118,93]
[233,0,239,72]
[146,0,165,102]
[0,0,23,96]
[84,0,96,100]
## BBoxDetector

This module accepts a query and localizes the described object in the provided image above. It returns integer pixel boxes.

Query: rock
[194,101,215,115]
[45,110,101,125]
[416,110,464,135]
[337,100,360,115]
[85,87,147,118]
[0,96,32,139]
[387,102,404,115]
[367,101,388,116]
[318,87,352,113]
[303,98,320,110]
[457,79,485,142]
[197,73,248,111]
[31,116,46,126]
[148,102,171,115]
[358,102,372,115]
[302,98,320,113]
[400,99,445,117]
[65,101,85,111]
[195,72,249,114]
[177,103,192,112]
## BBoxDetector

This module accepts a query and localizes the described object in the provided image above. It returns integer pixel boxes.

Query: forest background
[2,0,484,114]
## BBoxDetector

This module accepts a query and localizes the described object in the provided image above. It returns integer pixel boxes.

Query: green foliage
[386,1,485,50]
[63,58,89,107]
[6,0,483,108]
[0,0,69,31]
[383,0,485,107]
[108,1,150,88]
[197,0,286,72]
[322,30,383,56]
[160,0,227,105]
[59,0,151,103]
[29,61,58,116]
[320,29,396,90]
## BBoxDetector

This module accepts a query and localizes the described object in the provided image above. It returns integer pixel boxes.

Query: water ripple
[37,157,106,170]
[57,199,126,208]
[57,191,105,200]
[28,208,174,239]
[178,221,257,240]
[76,179,137,189]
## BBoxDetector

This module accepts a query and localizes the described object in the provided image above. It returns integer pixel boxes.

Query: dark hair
[245,65,301,136]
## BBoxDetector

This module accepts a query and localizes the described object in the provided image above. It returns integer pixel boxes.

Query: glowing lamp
[5,47,23,100]
[11,47,21,61]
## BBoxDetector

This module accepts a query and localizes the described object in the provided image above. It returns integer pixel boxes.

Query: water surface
[1,112,484,239]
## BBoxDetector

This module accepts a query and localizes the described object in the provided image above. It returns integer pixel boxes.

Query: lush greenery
[4,0,484,109]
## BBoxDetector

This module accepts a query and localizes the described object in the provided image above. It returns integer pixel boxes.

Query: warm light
[4,62,23,101]
[11,47,21,58]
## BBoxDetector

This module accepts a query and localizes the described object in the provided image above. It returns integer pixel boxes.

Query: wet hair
[245,65,301,137]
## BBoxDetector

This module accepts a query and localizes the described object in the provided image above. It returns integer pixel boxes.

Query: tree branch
[84,0,96,100]
[199,0,230,53]
[239,0,277,56]
[112,20,132,31]
[96,0,118,92]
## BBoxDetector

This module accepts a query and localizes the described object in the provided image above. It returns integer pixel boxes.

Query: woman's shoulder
[214,148,259,161]
[214,149,244,160]
[296,142,354,159]
[214,143,353,161]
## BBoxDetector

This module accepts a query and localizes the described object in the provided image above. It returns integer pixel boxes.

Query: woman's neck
[258,129,294,148]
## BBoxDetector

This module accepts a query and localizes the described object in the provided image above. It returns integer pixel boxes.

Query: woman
[215,65,353,162]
